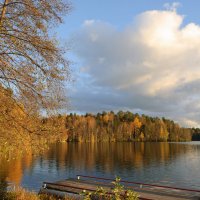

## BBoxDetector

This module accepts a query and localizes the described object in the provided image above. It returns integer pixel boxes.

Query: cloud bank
[70,9,200,127]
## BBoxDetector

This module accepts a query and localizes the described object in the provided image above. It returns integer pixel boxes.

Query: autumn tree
[155,119,169,141]
[131,117,142,140]
[65,111,193,142]
[0,0,71,114]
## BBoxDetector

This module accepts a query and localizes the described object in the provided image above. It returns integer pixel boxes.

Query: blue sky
[62,0,200,32]
[56,1,200,127]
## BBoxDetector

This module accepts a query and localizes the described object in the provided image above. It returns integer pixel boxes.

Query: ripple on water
[0,142,200,191]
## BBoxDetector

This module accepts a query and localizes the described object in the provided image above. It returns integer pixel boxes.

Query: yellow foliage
[139,132,145,141]
[133,117,142,128]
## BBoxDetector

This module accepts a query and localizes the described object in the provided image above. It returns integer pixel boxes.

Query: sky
[58,1,200,127]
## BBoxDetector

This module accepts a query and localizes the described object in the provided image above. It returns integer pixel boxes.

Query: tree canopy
[66,111,192,142]
[0,0,71,154]
[0,0,71,113]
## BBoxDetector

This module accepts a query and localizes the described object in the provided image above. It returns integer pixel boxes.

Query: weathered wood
[39,178,200,200]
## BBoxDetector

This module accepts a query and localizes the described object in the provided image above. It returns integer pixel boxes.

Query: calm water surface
[0,142,200,191]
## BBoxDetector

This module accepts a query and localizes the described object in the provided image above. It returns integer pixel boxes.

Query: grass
[1,187,77,200]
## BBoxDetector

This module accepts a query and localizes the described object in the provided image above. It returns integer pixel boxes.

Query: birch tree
[0,0,71,114]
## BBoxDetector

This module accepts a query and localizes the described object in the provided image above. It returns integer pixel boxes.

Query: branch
[0,0,9,26]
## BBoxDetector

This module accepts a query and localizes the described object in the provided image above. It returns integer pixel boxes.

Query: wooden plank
[40,178,200,200]
[74,179,199,199]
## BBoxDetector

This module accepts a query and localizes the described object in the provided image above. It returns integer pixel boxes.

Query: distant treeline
[192,128,200,141]
[65,111,194,142]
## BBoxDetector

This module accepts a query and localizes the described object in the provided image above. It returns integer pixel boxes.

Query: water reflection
[0,153,34,185]
[0,142,200,191]
[44,142,187,171]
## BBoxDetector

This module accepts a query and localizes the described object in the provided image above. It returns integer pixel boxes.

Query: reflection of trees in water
[0,153,34,186]
[0,142,199,186]
[42,142,196,174]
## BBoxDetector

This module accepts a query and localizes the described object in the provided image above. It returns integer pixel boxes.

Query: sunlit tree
[0,0,71,113]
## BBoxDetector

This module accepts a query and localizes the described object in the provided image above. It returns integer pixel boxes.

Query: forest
[65,111,195,142]
[1,85,200,157]
[1,0,200,158]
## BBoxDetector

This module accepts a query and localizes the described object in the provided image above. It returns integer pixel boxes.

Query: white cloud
[83,19,95,26]
[164,2,181,12]
[70,9,200,127]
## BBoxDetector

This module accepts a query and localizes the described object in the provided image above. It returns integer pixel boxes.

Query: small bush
[82,177,139,200]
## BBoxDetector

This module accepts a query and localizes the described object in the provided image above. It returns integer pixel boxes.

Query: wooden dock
[39,176,200,200]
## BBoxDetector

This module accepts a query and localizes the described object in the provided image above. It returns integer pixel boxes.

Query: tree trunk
[0,0,9,26]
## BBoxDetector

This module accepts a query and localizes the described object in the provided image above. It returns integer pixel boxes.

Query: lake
[0,142,200,192]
